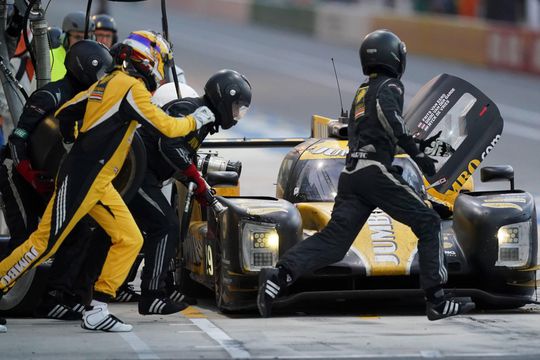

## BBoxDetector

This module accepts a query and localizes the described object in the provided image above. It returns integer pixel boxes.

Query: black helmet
[62,11,95,34]
[359,29,407,78]
[65,40,113,88]
[92,14,118,44]
[204,70,252,130]
[48,26,63,49]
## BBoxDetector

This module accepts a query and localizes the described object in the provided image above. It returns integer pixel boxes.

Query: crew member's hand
[413,153,437,177]
[182,163,208,204]
[16,160,54,194]
[192,106,215,130]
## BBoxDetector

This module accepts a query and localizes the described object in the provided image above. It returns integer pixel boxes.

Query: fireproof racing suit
[277,73,447,291]
[0,70,197,301]
[133,97,212,295]
[0,78,95,297]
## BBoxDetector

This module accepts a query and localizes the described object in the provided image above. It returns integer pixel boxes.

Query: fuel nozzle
[205,188,226,215]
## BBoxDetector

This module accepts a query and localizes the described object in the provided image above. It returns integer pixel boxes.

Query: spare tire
[0,118,147,315]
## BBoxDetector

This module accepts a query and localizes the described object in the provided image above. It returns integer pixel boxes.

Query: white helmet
[152,82,199,107]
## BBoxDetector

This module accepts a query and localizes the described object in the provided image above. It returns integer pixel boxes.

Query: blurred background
[42,0,540,210]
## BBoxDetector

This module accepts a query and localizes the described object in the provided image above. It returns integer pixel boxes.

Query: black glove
[413,153,437,177]
[417,131,455,157]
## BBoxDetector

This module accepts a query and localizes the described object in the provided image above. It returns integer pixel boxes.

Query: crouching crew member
[131,70,252,315]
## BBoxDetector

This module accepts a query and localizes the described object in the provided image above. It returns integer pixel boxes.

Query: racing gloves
[413,153,437,177]
[191,106,215,130]
[16,160,54,194]
[183,163,208,205]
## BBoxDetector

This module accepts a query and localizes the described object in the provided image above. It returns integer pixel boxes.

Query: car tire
[112,131,147,202]
[213,240,232,313]
[0,264,50,316]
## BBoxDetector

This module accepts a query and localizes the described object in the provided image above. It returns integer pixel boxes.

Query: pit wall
[169,0,540,75]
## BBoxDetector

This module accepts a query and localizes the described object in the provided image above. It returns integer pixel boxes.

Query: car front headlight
[496,220,532,268]
[240,221,279,272]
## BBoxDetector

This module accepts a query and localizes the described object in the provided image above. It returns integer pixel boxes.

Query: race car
[177,74,539,312]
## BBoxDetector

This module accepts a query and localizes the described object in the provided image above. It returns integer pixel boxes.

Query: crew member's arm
[123,81,213,138]
[9,87,62,166]
[55,88,91,143]
[376,79,420,157]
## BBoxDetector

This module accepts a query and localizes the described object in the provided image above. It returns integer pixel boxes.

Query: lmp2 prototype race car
[177,74,538,312]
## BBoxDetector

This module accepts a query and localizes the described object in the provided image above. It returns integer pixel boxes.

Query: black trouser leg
[0,163,45,254]
[129,186,179,295]
[277,172,373,282]
[71,227,111,305]
[356,161,446,290]
[46,218,93,294]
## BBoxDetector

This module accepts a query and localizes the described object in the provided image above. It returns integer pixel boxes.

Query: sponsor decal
[308,146,348,158]
[444,250,457,257]
[481,134,501,160]
[352,210,419,276]
[481,203,523,211]
[0,246,39,287]
[448,158,481,194]
[418,88,455,131]
[367,212,399,265]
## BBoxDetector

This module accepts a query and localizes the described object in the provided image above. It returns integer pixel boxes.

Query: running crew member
[0,30,215,333]
[257,30,475,321]
[0,40,113,321]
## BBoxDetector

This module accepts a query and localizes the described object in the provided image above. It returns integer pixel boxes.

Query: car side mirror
[206,171,239,187]
[481,165,514,190]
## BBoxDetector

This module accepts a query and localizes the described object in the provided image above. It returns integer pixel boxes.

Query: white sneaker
[81,300,132,332]
[0,317,6,333]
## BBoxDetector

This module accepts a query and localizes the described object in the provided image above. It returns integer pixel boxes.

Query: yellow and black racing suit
[0,69,197,300]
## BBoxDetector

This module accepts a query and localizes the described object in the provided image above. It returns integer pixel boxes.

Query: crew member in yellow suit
[0,30,215,333]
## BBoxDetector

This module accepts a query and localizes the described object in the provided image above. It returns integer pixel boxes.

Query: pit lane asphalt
[5,1,539,358]
[4,300,540,359]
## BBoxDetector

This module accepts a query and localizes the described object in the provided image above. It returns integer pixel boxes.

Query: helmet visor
[232,102,249,121]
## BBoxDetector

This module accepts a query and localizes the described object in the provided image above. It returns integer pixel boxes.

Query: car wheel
[213,240,232,313]
[475,299,529,310]
[0,264,50,316]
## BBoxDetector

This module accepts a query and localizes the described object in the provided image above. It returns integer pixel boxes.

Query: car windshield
[291,156,425,202]
[291,159,344,202]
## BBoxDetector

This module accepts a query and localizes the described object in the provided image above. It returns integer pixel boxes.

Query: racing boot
[138,291,189,315]
[257,267,289,318]
[34,292,82,320]
[426,296,476,321]
[82,300,133,332]
[113,284,140,303]
[165,271,197,305]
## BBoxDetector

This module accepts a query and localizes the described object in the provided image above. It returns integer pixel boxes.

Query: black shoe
[168,289,197,305]
[114,284,140,303]
[257,268,282,318]
[426,296,476,321]
[34,293,82,320]
[138,296,189,315]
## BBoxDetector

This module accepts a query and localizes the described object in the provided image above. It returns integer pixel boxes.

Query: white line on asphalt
[119,332,159,360]
[190,318,251,359]
[252,352,540,359]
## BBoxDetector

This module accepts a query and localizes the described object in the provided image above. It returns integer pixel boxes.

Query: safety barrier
[171,1,540,75]
[250,1,316,34]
